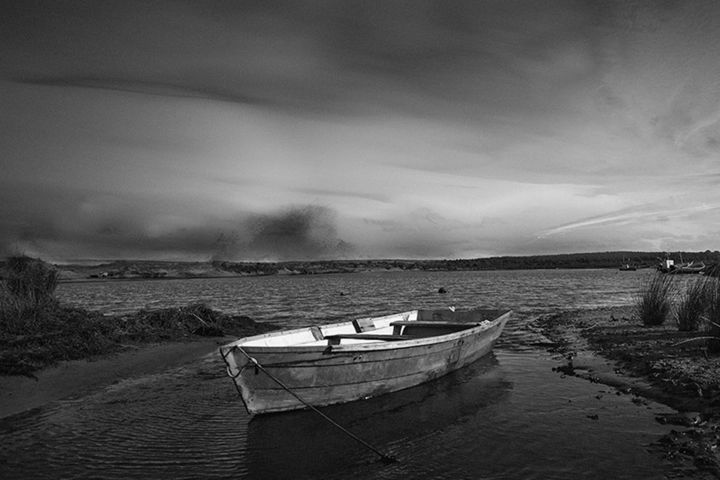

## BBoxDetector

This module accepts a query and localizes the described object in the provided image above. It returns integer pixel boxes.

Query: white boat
[220,308,511,414]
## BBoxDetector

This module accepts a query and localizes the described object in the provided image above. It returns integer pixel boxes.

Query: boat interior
[240,309,494,348]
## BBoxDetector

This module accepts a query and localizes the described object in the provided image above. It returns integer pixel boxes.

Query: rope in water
[234,346,397,464]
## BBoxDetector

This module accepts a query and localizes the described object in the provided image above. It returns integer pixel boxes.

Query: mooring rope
[233,346,397,464]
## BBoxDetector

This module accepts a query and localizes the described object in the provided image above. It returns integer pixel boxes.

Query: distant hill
[21,250,717,281]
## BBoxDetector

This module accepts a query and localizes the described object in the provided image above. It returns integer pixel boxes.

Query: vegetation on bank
[536,308,720,476]
[636,273,720,352]
[675,278,708,331]
[705,278,720,354]
[0,256,276,377]
[636,274,674,326]
[542,274,720,476]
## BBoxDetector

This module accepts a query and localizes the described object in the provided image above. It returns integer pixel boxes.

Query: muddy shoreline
[0,338,234,419]
[4,305,720,477]
[534,306,720,479]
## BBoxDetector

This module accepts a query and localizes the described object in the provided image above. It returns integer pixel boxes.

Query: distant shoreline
[56,266,647,283]
[43,250,719,282]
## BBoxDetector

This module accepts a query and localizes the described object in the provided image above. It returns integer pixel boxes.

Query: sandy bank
[0,338,231,419]
[535,306,720,478]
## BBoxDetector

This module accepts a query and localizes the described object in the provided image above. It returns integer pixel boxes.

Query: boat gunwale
[221,310,511,354]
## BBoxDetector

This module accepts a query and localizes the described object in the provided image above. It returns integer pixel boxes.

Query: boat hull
[221,310,511,414]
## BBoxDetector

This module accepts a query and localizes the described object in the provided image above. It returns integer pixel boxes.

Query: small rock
[655,413,701,427]
[553,363,575,375]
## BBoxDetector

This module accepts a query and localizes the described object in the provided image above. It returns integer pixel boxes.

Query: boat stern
[219,344,258,413]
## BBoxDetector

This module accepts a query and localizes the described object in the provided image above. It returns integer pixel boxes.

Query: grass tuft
[636,273,674,326]
[4,255,59,303]
[675,278,709,331]
[705,277,720,354]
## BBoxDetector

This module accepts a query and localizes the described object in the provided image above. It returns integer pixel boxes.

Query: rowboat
[670,261,706,274]
[220,308,511,414]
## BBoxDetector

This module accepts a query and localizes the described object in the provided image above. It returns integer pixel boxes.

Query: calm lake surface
[2,269,681,479]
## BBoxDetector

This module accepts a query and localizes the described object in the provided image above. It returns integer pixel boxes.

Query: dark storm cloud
[0,180,351,261]
[1,0,340,111]
[2,0,613,117]
[214,206,353,261]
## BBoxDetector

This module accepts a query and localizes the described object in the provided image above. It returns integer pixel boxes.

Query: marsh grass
[3,255,59,304]
[675,277,709,331]
[704,277,720,353]
[636,273,674,326]
[0,256,273,376]
[631,273,720,358]
[1,255,61,331]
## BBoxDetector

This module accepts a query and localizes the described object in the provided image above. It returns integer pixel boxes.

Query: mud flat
[0,339,228,418]
[534,306,720,479]
[0,302,278,419]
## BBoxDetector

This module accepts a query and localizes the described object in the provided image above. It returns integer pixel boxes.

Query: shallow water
[1,269,679,479]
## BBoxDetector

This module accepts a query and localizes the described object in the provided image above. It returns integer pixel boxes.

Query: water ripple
[2,269,674,479]
[56,269,652,322]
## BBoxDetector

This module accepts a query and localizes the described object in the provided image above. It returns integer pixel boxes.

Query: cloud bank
[2,0,720,260]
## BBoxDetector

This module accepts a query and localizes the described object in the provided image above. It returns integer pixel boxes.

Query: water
[1,269,678,479]
[54,269,654,322]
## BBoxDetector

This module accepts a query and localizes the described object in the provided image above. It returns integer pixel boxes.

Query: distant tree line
[214,251,720,274]
[4,251,719,280]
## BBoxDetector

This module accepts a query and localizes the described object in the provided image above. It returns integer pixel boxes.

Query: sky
[2,0,720,262]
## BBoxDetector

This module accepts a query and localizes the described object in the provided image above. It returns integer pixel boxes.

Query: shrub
[3,255,59,305]
[675,278,708,331]
[0,256,61,332]
[636,273,674,326]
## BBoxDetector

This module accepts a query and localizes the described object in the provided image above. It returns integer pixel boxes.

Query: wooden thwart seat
[389,321,483,328]
[324,322,486,345]
[324,333,414,345]
[390,320,483,335]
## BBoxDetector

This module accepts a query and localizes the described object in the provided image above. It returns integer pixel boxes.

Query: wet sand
[535,306,720,478]
[0,338,231,419]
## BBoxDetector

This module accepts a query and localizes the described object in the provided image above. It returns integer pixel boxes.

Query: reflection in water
[246,355,508,480]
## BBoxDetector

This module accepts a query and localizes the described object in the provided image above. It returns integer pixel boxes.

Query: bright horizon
[2,1,720,262]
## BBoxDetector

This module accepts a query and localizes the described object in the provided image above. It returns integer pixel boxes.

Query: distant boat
[670,261,706,274]
[220,308,511,414]
[657,258,675,273]
[619,264,637,271]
